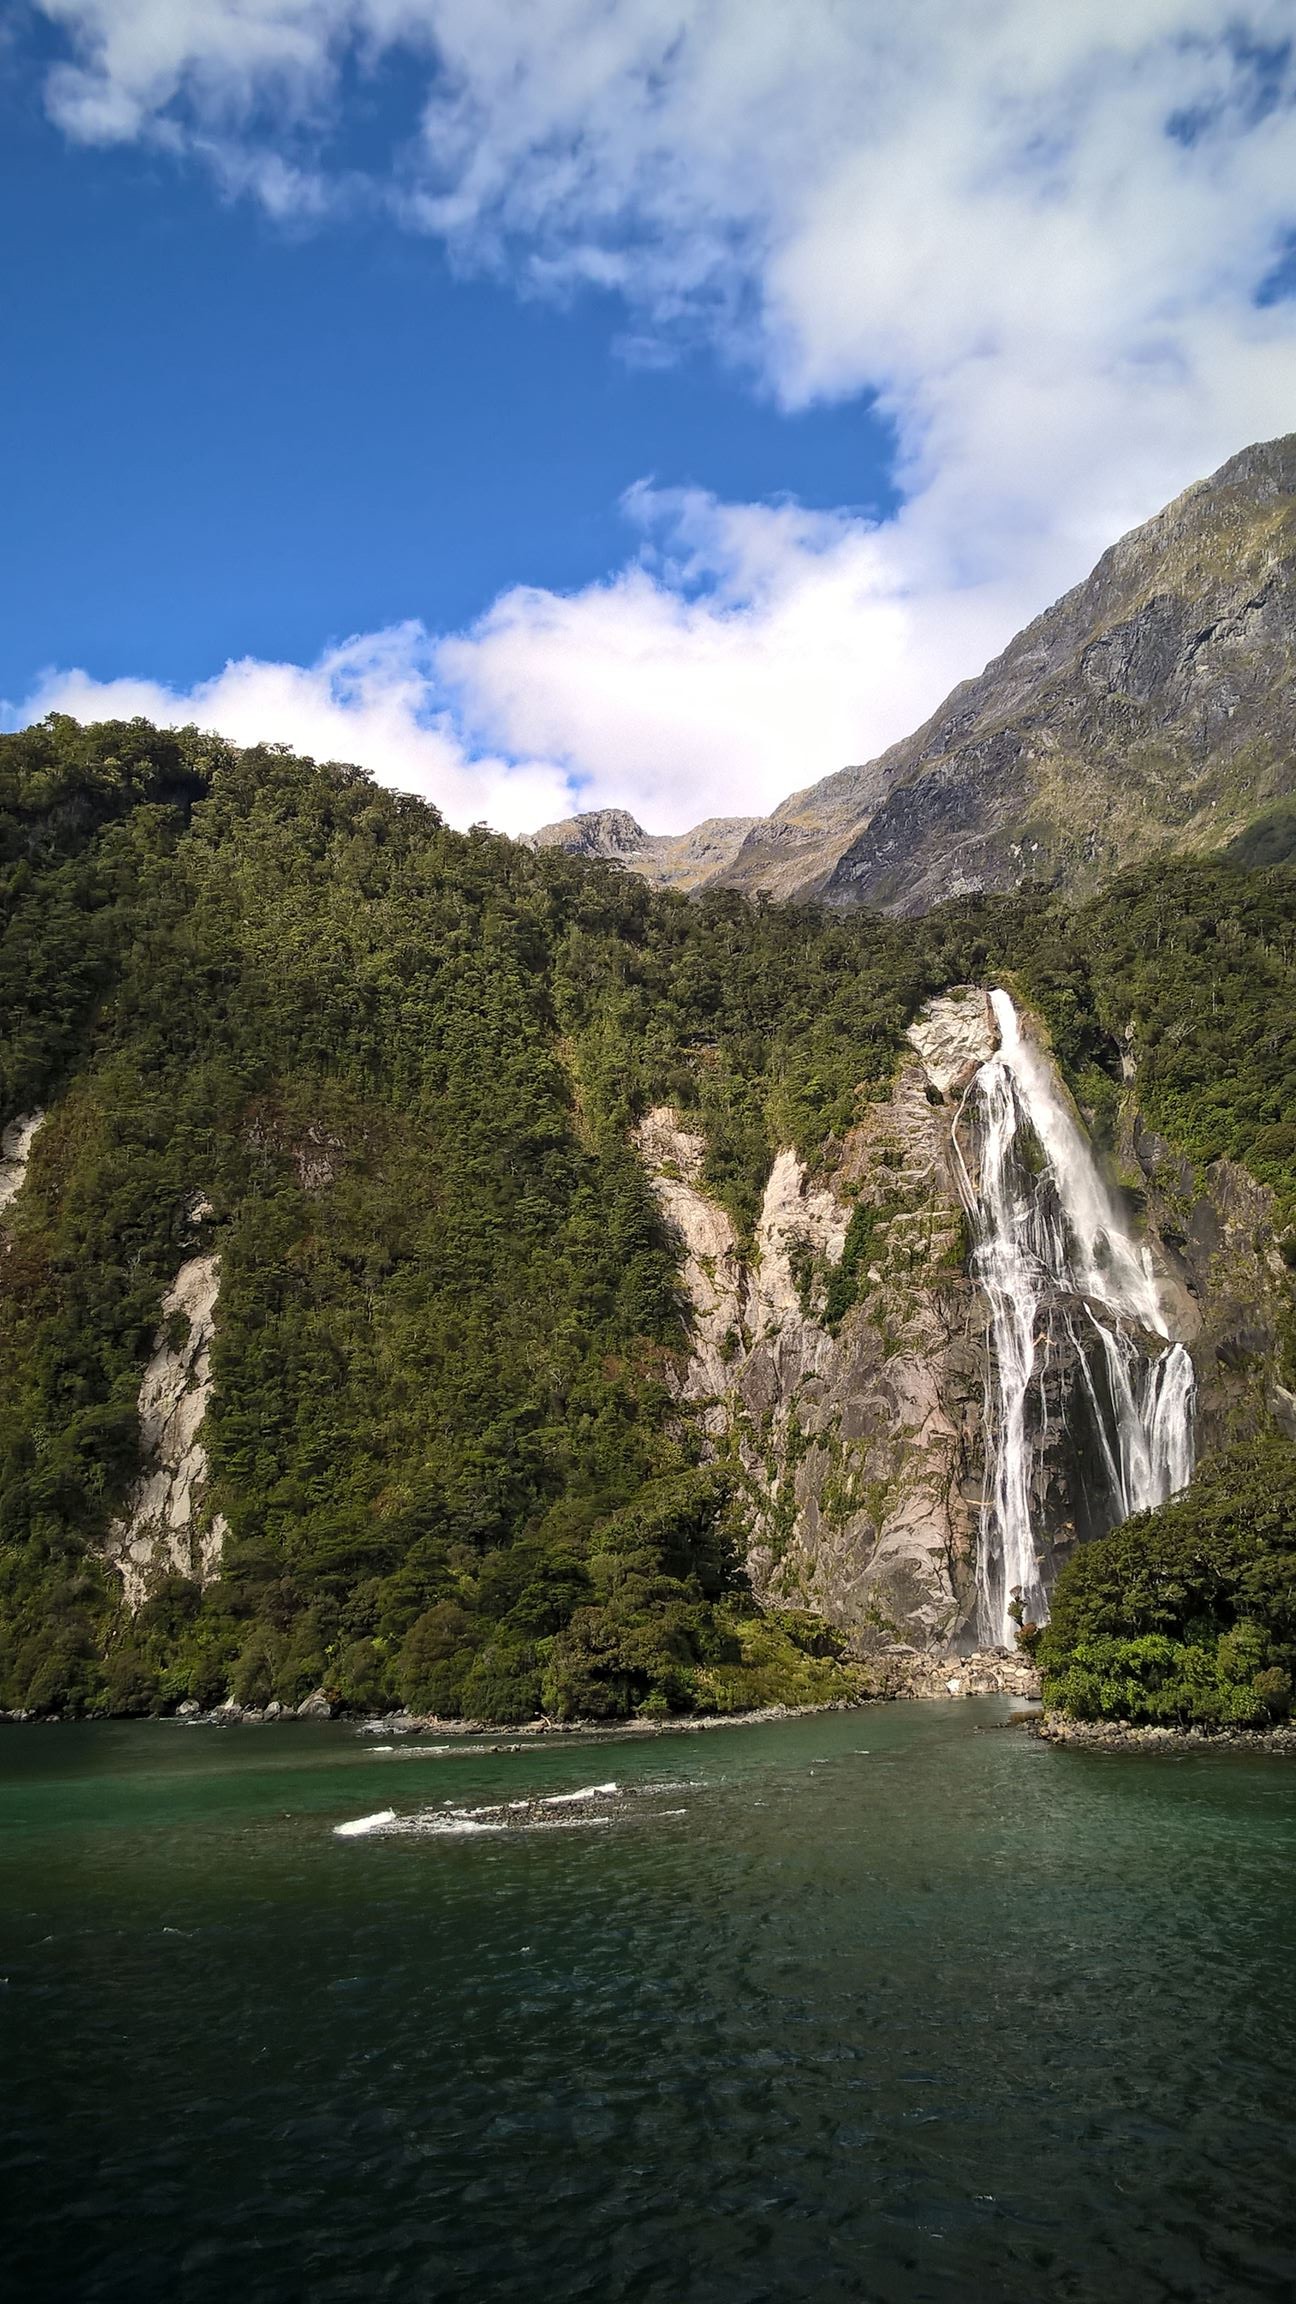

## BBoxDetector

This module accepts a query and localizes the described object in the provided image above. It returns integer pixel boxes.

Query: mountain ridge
[529,806,757,889]
[534,433,1296,910]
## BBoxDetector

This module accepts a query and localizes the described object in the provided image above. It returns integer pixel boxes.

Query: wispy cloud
[23,1,1296,829]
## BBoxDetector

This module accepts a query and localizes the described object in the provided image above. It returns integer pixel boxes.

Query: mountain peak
[531,807,760,890]
[533,808,649,859]
[532,434,1296,912]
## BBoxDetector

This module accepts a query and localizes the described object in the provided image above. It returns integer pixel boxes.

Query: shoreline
[1,1681,1042,1736]
[0,1646,1042,1731]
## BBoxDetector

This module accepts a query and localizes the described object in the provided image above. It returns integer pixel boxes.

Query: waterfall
[956,989,1196,1647]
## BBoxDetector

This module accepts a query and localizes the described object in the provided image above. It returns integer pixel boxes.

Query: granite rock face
[637,983,1291,1656]
[631,1109,746,1421]
[0,1112,43,1213]
[636,997,992,1652]
[1120,1116,1295,1454]
[534,435,1296,912]
[104,1251,228,1608]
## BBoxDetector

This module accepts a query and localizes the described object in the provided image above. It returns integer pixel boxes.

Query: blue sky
[4,4,1295,834]
[0,49,896,704]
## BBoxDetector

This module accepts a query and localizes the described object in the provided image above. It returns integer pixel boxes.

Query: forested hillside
[1,715,1293,1719]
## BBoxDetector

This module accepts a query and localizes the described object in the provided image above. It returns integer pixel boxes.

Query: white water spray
[957,990,1195,1646]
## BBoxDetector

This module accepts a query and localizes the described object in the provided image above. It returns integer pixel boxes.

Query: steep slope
[811,433,1296,912]
[1,716,1292,1717]
[536,434,1296,912]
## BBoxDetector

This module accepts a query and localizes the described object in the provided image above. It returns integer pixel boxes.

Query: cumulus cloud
[24,492,1022,830]
[436,487,1023,824]
[23,0,1296,828]
[20,628,573,837]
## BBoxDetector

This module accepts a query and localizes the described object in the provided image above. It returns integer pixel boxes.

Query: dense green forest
[1035,1439,1296,1725]
[1,715,1293,1720]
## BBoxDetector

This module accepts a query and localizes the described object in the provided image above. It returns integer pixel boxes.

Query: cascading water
[955,989,1195,1647]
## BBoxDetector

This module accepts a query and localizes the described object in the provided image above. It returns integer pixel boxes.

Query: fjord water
[4,1707,1294,2304]
[962,991,1196,1644]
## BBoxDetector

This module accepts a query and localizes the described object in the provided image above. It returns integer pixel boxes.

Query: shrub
[330,1638,392,1713]
[396,1603,477,1716]
[1039,1438,1296,1724]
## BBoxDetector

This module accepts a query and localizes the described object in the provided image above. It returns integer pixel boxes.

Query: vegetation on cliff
[1035,1440,1296,1727]
[1,713,1292,1718]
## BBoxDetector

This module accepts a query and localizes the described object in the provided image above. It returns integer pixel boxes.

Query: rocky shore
[866,1646,1040,1700]
[1,1656,1042,1730]
[177,1694,871,1736]
[166,1646,1040,1729]
[1031,1713,1296,1754]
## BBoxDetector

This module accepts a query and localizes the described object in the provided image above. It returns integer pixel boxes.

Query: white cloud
[19,629,573,837]
[23,0,1296,830]
[21,494,1023,830]
[436,488,1022,823]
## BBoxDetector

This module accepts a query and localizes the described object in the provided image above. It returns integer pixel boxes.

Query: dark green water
[3,1701,1294,2304]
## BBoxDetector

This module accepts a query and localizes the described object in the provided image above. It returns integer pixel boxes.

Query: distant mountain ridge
[533,434,1296,910]
[529,807,757,889]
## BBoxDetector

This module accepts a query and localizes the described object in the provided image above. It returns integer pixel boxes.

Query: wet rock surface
[634,985,1263,1661]
[1125,1116,1294,1453]
[865,1646,1040,1700]
[1032,1713,1296,1754]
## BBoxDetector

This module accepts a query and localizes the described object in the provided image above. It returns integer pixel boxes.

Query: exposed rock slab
[104,1252,228,1608]
[634,1109,745,1421]
[905,991,996,1099]
[0,1112,43,1212]
[635,1010,988,1650]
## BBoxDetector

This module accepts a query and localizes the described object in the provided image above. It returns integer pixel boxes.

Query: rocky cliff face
[0,1113,43,1212]
[812,434,1296,913]
[1121,1118,1296,1456]
[636,993,997,1652]
[534,434,1296,913]
[104,1245,228,1609]
[637,985,1291,1658]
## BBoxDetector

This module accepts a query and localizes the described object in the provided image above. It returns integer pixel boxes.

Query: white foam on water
[334,1809,397,1837]
[540,1782,619,1806]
